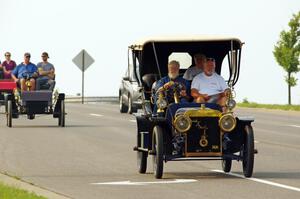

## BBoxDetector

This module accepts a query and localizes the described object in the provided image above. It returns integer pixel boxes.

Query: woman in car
[2,52,16,79]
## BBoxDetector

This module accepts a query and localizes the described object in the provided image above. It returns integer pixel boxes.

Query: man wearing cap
[183,53,206,81]
[191,57,229,107]
[12,53,38,91]
[36,52,55,90]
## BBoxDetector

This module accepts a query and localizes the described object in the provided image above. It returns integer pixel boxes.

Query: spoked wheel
[6,100,12,127]
[119,95,128,113]
[137,151,148,173]
[59,100,65,127]
[242,125,254,177]
[152,126,164,179]
[222,158,232,173]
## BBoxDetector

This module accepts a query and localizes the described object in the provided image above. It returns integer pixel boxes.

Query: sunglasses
[5,54,11,57]
[25,56,30,58]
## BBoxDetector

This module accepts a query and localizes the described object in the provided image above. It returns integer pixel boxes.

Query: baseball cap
[24,52,31,57]
[42,52,49,58]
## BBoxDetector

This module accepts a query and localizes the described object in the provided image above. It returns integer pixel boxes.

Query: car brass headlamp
[156,98,167,109]
[174,115,192,133]
[226,99,236,110]
[219,113,236,132]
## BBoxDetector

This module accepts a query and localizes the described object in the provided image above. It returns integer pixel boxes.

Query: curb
[0,172,72,199]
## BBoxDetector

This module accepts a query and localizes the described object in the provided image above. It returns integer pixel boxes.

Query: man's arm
[47,68,55,79]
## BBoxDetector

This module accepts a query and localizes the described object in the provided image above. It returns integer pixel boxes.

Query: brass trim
[219,113,236,132]
[184,108,222,118]
[185,152,222,157]
[173,115,192,133]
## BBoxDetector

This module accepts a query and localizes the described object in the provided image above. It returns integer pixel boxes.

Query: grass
[237,102,300,111]
[0,182,47,199]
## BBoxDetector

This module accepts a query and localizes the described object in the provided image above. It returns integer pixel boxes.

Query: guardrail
[65,96,119,103]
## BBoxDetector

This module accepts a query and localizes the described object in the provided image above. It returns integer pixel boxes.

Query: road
[0,103,299,199]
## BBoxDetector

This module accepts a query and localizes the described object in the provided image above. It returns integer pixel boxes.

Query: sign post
[72,49,94,104]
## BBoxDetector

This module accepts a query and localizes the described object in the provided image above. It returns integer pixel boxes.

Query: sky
[0,0,300,104]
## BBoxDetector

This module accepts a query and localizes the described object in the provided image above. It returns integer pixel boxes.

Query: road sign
[72,49,95,104]
[72,49,94,72]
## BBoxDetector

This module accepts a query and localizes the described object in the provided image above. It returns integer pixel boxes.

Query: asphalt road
[0,103,299,199]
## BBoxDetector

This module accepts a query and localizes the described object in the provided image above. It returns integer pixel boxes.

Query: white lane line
[212,170,300,192]
[90,113,103,117]
[288,125,300,128]
[254,140,259,144]
[129,119,136,123]
[91,179,197,186]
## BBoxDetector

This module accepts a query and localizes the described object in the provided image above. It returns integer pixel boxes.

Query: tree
[273,11,300,105]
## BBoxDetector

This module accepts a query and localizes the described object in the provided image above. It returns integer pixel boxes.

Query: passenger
[183,53,206,81]
[11,53,38,91]
[191,57,229,108]
[36,52,55,90]
[2,52,16,79]
[155,60,190,104]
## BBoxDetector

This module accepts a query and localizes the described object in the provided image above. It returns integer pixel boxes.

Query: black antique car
[0,78,65,127]
[132,36,257,179]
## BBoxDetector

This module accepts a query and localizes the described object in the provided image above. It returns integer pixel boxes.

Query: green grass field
[238,102,300,111]
[0,182,47,199]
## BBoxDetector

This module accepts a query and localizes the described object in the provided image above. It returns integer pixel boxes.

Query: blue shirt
[12,62,38,79]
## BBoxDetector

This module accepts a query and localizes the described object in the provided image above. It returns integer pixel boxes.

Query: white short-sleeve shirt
[191,72,228,96]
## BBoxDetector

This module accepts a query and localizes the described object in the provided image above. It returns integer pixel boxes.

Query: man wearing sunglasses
[11,53,38,91]
[191,57,229,108]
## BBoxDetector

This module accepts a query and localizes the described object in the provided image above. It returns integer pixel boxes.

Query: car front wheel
[242,125,254,177]
[152,126,164,179]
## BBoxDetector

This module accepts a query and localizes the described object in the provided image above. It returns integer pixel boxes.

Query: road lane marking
[288,125,300,128]
[212,170,300,192]
[129,120,136,123]
[91,179,197,186]
[90,113,103,117]
[254,140,259,144]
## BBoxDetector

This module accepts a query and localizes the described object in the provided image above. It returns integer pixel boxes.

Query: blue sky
[1,0,300,104]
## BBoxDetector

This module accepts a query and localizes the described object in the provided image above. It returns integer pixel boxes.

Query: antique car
[132,36,257,179]
[0,77,65,127]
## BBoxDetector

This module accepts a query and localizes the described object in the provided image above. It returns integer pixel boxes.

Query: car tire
[59,100,65,127]
[242,125,254,178]
[6,100,12,128]
[137,151,147,174]
[152,125,164,179]
[222,158,232,173]
[119,94,128,113]
[128,95,137,114]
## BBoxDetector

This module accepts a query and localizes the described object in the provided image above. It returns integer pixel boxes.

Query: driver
[191,57,229,108]
[154,60,190,103]
[11,53,38,91]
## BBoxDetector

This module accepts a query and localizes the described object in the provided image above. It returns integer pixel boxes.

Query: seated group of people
[0,52,55,91]
[154,53,229,109]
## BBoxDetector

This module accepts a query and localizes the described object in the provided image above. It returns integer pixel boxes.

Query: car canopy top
[129,35,243,87]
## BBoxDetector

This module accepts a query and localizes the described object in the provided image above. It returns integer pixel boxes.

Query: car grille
[185,117,221,156]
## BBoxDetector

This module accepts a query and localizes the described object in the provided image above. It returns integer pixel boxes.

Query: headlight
[156,98,168,109]
[174,115,192,133]
[219,114,236,132]
[226,99,236,110]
